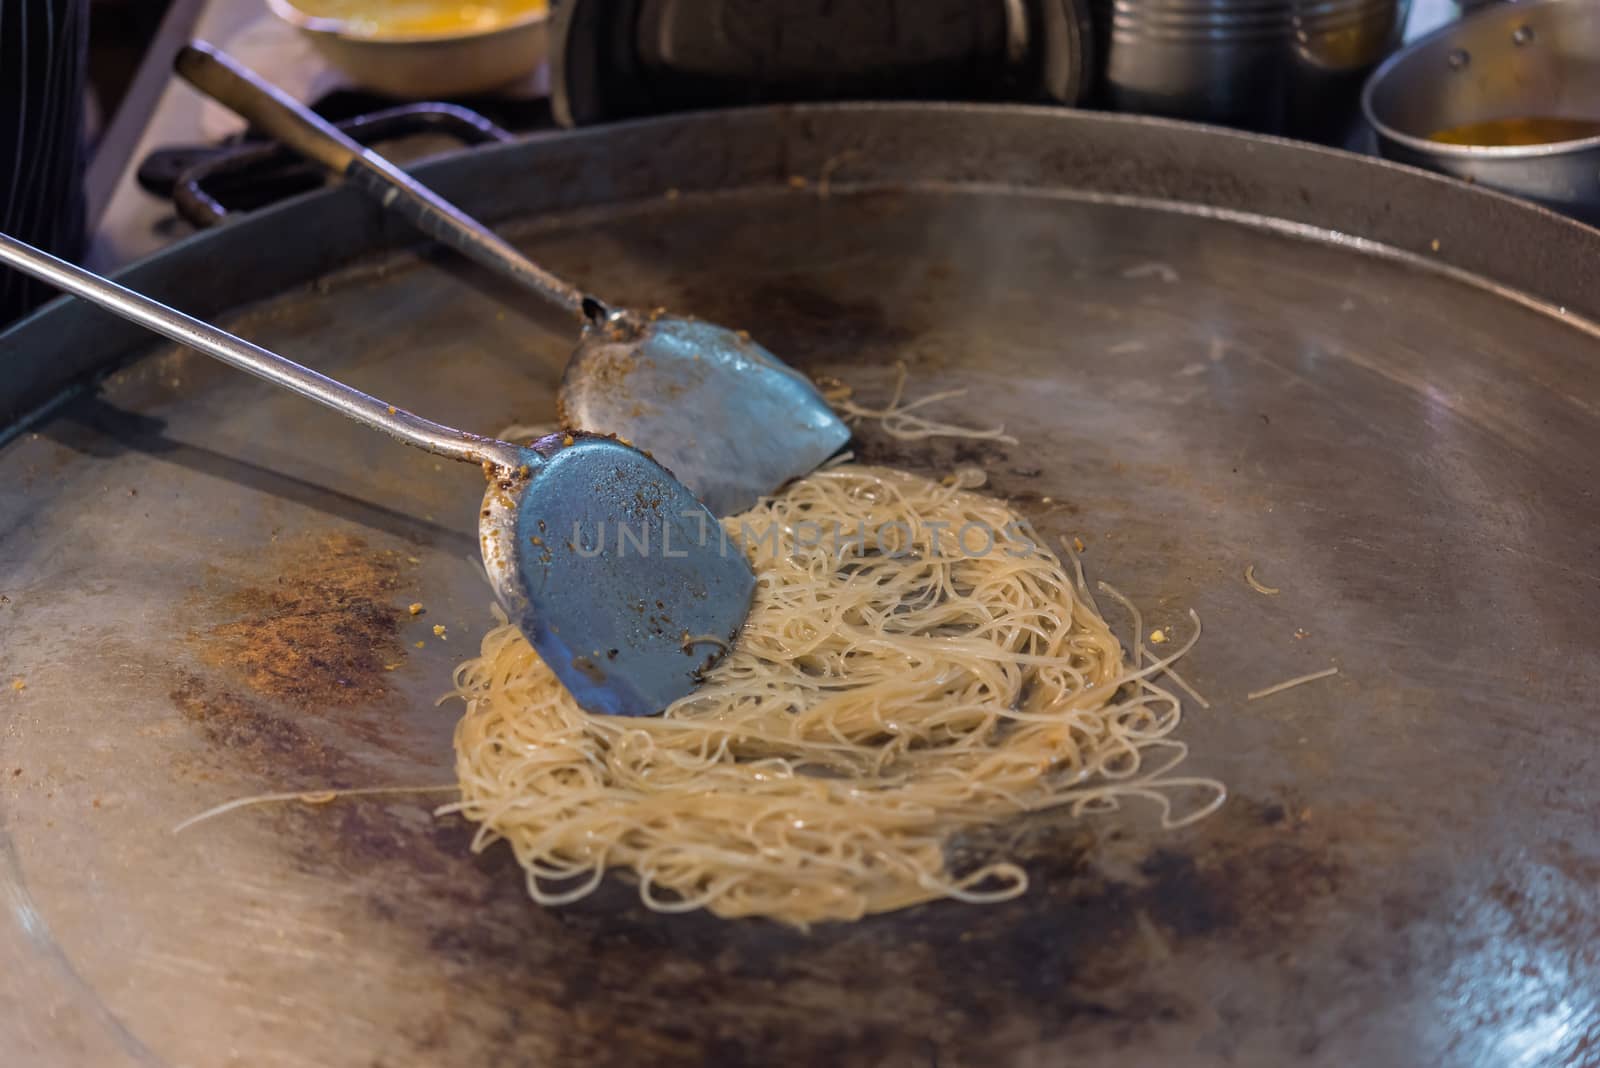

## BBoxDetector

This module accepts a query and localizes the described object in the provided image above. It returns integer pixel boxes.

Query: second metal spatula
[176,41,850,517]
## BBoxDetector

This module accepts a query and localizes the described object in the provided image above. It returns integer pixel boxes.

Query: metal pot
[1363,0,1600,222]
[1097,0,1409,137]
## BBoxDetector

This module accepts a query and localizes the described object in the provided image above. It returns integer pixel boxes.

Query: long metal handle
[175,41,601,324]
[0,233,524,470]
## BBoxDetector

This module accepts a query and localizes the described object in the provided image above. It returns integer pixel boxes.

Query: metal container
[266,0,550,99]
[1100,0,1408,135]
[1363,0,1600,222]
[549,0,1095,126]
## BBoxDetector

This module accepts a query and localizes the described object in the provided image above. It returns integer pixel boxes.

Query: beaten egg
[289,0,547,38]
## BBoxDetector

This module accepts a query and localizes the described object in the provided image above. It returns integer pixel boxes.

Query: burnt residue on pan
[174,530,434,776]
[671,273,918,360]
[849,432,1014,474]
[195,532,409,707]
[837,424,1092,533]
[254,788,1367,1067]
[168,672,360,782]
[296,780,1599,1066]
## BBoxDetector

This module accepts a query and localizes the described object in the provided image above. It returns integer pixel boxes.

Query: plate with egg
[268,0,550,97]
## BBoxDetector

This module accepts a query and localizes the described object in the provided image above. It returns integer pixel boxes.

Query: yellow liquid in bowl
[1429,116,1600,147]
[290,0,548,38]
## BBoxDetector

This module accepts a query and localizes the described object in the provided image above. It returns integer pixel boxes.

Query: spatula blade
[559,318,850,516]
[481,434,755,717]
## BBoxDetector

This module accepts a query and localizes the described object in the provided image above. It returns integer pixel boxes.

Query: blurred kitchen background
[7,0,1592,321]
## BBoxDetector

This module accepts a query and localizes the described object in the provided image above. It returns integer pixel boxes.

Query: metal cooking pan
[2,105,1598,1067]
[1363,0,1600,222]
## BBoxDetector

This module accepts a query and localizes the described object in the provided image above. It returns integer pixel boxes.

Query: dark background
[86,0,176,144]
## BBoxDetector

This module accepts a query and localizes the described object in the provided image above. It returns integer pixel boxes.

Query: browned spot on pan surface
[675,273,917,360]
[194,532,408,708]
[168,671,359,783]
[850,431,1013,473]
[166,531,438,776]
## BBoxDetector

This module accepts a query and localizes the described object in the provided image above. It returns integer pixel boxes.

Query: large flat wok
[2,105,1597,1067]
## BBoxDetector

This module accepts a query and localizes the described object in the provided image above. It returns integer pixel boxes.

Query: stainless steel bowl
[1363,0,1600,222]
[1099,0,1409,136]
[267,0,550,99]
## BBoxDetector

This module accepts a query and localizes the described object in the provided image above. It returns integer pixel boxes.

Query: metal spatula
[175,41,851,518]
[0,233,754,718]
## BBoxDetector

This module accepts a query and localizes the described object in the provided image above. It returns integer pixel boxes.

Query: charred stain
[951,441,1009,466]
[168,672,355,780]
[924,797,1343,988]
[265,789,1360,1068]
[675,274,916,363]
[849,433,1012,474]
[193,532,411,708]
[169,531,436,771]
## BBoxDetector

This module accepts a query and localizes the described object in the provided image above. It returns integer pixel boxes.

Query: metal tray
[3,105,1598,1067]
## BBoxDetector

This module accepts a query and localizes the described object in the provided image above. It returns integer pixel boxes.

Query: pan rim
[5,101,1599,444]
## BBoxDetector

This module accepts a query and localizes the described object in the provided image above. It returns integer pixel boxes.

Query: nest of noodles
[445,464,1222,926]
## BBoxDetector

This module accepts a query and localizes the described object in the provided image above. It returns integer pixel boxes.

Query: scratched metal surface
[2,107,1599,1067]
